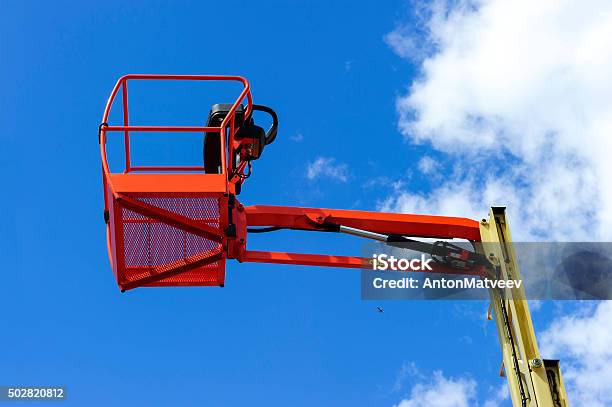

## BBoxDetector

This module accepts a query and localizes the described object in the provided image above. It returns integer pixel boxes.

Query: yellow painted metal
[478,207,569,407]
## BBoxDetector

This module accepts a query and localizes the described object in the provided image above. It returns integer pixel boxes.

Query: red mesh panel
[117,195,225,287]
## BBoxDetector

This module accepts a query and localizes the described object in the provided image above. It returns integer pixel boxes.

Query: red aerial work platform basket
[99,74,485,292]
[100,75,251,291]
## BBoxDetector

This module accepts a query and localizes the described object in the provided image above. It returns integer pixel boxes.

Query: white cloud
[483,384,509,407]
[363,176,406,191]
[394,371,477,407]
[385,2,612,406]
[380,180,483,219]
[393,361,424,392]
[385,29,420,61]
[417,155,441,175]
[306,156,349,182]
[290,133,304,142]
[391,365,509,407]
[540,302,612,407]
[385,0,612,241]
[529,300,543,312]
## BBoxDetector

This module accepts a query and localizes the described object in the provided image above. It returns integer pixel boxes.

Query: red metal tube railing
[100,74,252,174]
[121,82,130,173]
[99,74,252,213]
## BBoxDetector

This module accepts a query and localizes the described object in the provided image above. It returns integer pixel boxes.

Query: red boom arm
[234,205,484,276]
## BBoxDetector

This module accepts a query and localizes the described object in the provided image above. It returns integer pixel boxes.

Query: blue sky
[2,1,610,406]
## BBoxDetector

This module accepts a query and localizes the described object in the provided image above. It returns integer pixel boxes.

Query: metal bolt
[481,219,488,225]
[530,358,543,369]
